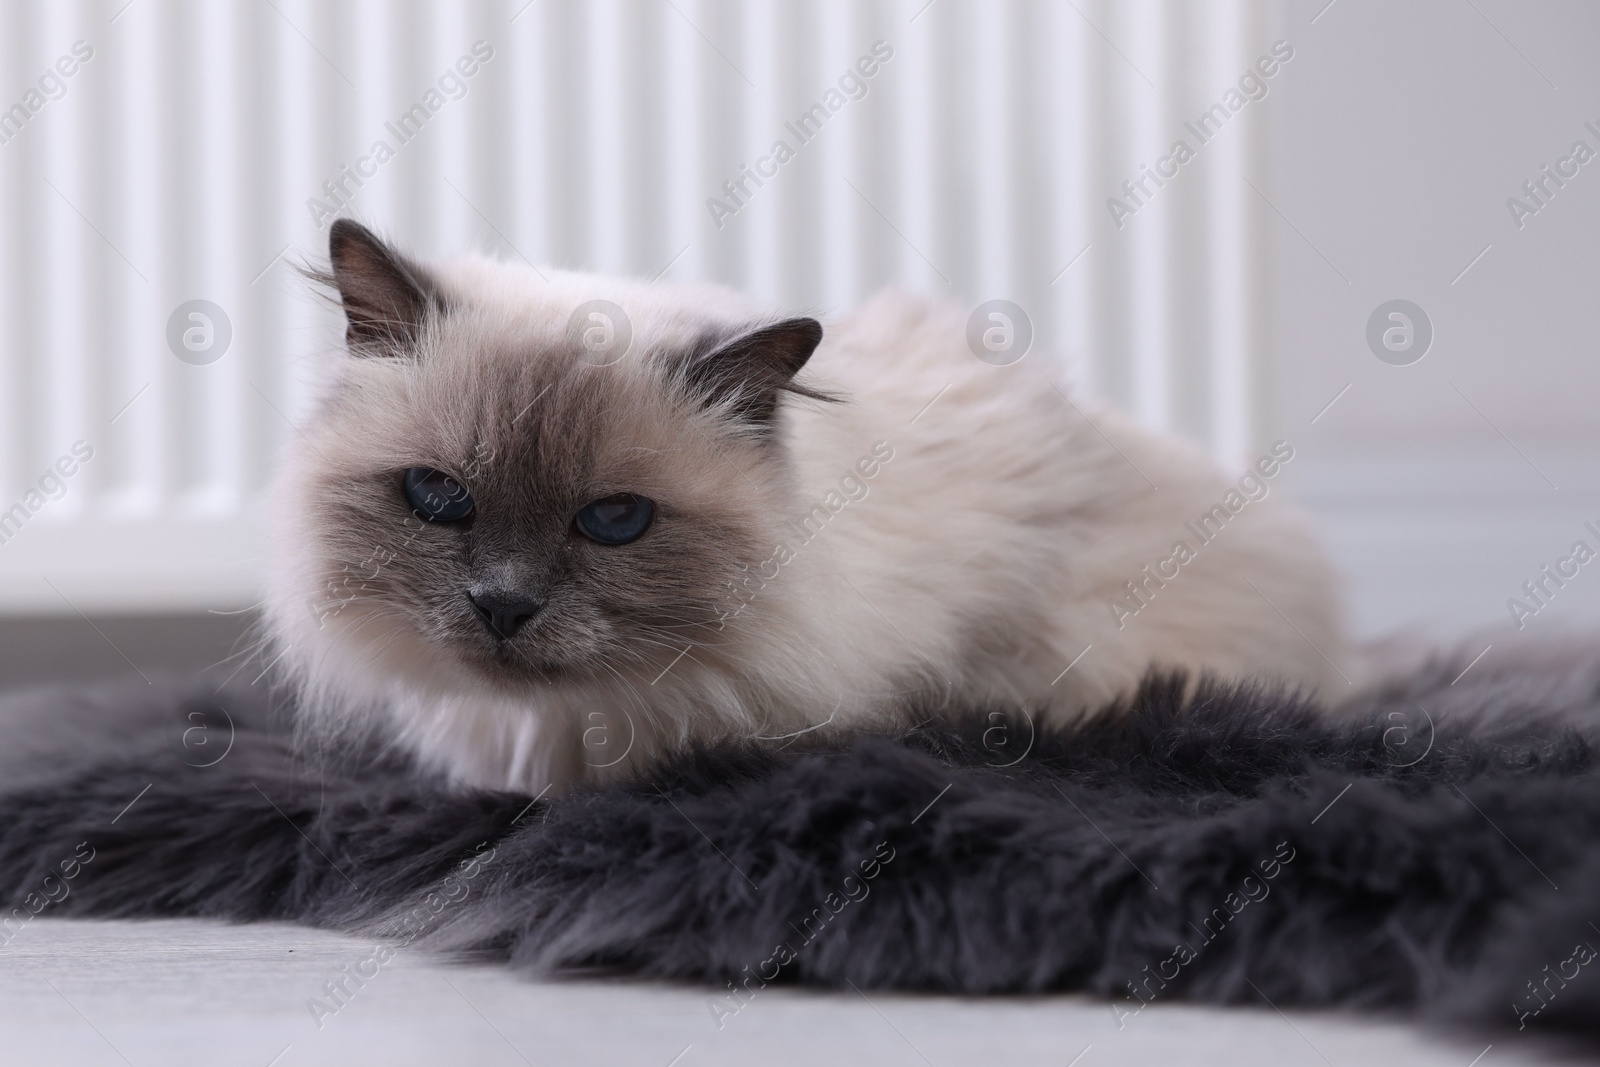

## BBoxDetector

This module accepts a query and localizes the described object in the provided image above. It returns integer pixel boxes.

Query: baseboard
[1291,451,1600,640]
[0,612,261,690]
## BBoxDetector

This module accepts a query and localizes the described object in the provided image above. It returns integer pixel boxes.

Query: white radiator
[0,0,1280,614]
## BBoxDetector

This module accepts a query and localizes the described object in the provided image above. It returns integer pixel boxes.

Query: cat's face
[271,221,828,699]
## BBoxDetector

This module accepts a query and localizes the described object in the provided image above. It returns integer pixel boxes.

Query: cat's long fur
[264,222,1345,793]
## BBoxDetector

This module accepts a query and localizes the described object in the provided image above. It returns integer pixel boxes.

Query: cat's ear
[326,219,446,356]
[684,317,828,430]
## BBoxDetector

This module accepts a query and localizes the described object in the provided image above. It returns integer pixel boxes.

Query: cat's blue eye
[575,493,654,545]
[403,467,475,523]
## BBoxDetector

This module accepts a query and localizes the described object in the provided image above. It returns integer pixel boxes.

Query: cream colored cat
[263,220,1346,793]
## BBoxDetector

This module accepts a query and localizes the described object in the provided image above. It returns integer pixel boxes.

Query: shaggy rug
[2,653,1599,1038]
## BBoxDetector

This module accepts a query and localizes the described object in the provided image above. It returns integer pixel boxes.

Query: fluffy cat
[263,220,1346,793]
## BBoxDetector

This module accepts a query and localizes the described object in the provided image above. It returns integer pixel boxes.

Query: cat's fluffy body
[265,228,1345,793]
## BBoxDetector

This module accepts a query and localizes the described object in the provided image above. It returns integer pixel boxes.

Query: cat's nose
[469,591,543,640]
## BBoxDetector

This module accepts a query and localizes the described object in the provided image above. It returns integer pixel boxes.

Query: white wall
[1274,0,1600,645]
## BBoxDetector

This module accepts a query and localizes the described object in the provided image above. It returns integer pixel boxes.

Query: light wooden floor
[0,918,1558,1067]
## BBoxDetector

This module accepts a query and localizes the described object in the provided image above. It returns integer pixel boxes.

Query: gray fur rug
[1,651,1599,1039]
